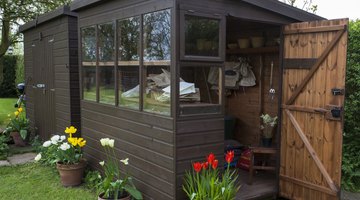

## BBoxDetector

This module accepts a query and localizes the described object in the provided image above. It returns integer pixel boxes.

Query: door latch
[331,88,344,96]
[330,107,342,118]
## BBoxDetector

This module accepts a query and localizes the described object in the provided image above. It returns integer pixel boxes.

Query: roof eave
[19,5,77,33]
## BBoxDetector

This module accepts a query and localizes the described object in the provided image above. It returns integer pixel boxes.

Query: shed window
[80,9,172,116]
[143,9,171,115]
[118,17,140,110]
[98,23,115,105]
[81,26,96,101]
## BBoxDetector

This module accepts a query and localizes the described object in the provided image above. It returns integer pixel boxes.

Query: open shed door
[279,19,348,200]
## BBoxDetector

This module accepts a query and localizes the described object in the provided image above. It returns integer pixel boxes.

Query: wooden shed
[71,0,347,199]
[20,6,80,139]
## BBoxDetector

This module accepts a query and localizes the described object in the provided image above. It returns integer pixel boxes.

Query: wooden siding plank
[82,101,173,130]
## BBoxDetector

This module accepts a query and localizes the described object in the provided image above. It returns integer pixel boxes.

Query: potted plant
[36,126,87,186]
[182,151,240,200]
[3,107,29,146]
[97,138,143,200]
[260,113,278,147]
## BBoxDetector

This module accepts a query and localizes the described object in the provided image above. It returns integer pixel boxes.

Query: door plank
[280,175,337,196]
[285,27,346,105]
[283,24,346,35]
[285,109,338,193]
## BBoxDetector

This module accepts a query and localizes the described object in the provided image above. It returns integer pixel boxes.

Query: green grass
[0,98,17,129]
[0,163,96,199]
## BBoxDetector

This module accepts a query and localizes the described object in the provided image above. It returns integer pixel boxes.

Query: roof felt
[19,6,77,33]
[70,0,324,21]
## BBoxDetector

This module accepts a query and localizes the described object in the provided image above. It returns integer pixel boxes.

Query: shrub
[342,19,360,192]
[0,55,18,97]
[0,134,10,160]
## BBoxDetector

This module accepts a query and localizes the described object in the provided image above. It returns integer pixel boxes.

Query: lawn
[0,163,96,199]
[0,98,17,129]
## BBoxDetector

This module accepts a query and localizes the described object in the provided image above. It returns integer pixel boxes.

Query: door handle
[50,89,55,92]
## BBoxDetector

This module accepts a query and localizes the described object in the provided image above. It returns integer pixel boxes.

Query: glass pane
[143,9,171,116]
[179,66,220,115]
[99,66,115,105]
[83,66,96,101]
[184,15,220,57]
[98,23,115,62]
[143,9,171,61]
[118,66,139,109]
[144,65,171,116]
[118,17,140,110]
[81,26,96,62]
[118,17,140,61]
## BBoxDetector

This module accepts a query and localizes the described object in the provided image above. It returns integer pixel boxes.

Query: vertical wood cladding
[22,7,79,139]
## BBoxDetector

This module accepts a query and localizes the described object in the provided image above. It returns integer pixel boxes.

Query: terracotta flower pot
[10,131,26,147]
[56,159,87,187]
[98,192,131,200]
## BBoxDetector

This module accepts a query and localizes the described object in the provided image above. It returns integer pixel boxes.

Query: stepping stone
[0,160,10,167]
[8,152,37,165]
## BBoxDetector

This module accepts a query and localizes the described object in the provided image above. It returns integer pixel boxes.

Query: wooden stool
[248,146,277,184]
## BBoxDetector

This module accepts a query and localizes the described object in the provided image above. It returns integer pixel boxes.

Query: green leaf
[19,129,27,140]
[124,184,143,200]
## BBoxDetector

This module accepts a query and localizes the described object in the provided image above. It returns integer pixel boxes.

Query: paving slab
[0,160,11,167]
[7,152,37,165]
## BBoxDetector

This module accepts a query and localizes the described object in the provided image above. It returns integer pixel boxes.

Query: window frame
[179,10,226,62]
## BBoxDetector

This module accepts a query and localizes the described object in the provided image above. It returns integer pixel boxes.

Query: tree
[281,0,318,13]
[0,0,72,83]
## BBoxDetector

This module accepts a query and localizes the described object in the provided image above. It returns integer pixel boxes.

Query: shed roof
[19,6,77,33]
[70,0,324,21]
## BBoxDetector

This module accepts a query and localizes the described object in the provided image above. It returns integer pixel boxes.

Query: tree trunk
[0,16,11,85]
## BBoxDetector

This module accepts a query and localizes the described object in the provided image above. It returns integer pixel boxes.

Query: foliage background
[342,19,360,192]
[0,55,17,97]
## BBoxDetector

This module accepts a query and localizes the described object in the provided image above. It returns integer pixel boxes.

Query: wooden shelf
[226,46,279,55]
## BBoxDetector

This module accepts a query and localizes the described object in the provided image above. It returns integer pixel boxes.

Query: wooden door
[279,19,348,200]
[33,36,56,139]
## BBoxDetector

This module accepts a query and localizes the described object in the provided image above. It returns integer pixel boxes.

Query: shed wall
[75,1,176,199]
[23,15,79,137]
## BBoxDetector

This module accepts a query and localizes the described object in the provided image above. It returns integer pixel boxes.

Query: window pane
[143,9,171,61]
[98,23,115,62]
[144,66,171,116]
[118,17,140,110]
[143,9,171,116]
[184,15,220,57]
[99,66,115,105]
[83,66,96,101]
[81,26,96,62]
[179,66,221,115]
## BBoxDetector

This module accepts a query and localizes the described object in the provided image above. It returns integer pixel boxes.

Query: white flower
[221,187,225,194]
[99,161,105,166]
[43,140,52,147]
[100,138,109,146]
[51,135,61,144]
[108,139,115,148]
[34,153,42,161]
[60,135,66,142]
[59,142,71,151]
[120,158,129,165]
[190,193,197,200]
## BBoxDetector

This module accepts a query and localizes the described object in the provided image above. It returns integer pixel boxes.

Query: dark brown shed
[21,0,347,200]
[20,6,80,139]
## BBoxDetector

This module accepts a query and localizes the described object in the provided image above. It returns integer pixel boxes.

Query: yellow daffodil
[77,138,86,147]
[14,111,19,117]
[18,107,23,112]
[64,126,77,138]
[68,137,78,146]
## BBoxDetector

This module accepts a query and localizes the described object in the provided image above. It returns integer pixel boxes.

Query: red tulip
[193,162,202,173]
[202,162,209,170]
[207,153,215,165]
[225,150,234,164]
[212,159,218,169]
